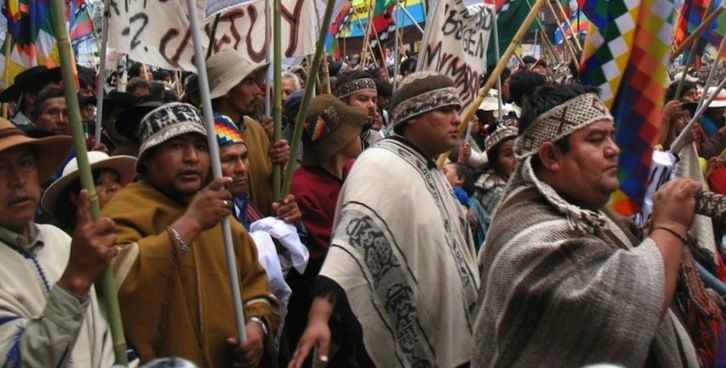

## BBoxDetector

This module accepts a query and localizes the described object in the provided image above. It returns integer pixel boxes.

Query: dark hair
[509,70,547,106]
[129,62,146,78]
[520,84,600,169]
[665,80,697,102]
[31,87,65,122]
[452,162,475,196]
[481,65,511,88]
[374,78,393,99]
[400,57,417,75]
[126,77,152,94]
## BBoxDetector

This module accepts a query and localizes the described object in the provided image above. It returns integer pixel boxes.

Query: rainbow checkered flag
[579,0,677,216]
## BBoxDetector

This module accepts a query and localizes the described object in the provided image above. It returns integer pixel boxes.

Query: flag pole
[272,0,283,201]
[48,0,128,364]
[553,0,582,52]
[670,76,726,154]
[696,35,726,110]
[184,0,247,342]
[436,0,546,166]
[281,0,337,197]
[670,3,726,62]
[94,0,111,148]
[544,0,578,63]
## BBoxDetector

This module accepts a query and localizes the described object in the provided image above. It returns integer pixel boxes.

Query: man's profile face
[36,97,69,135]
[227,77,262,115]
[220,143,249,197]
[143,134,210,198]
[281,77,299,105]
[408,105,461,157]
[551,120,620,210]
[0,146,41,235]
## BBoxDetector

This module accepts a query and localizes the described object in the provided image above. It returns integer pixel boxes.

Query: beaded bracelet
[652,226,688,244]
[168,226,191,253]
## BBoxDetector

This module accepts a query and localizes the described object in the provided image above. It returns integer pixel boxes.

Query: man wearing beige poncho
[473,84,700,367]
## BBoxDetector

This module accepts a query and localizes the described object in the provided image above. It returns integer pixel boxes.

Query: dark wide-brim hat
[0,118,72,183]
[114,96,164,144]
[0,66,62,102]
[301,94,368,166]
[102,91,138,115]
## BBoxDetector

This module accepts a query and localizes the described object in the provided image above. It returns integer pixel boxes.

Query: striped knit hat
[485,123,518,156]
[389,71,461,129]
[214,114,245,147]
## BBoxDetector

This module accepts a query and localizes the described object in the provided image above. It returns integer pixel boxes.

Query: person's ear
[537,142,561,172]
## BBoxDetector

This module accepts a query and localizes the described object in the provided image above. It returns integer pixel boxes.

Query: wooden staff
[436,0,547,166]
[3,35,11,120]
[272,0,283,200]
[671,3,726,62]
[49,0,128,364]
[359,0,378,70]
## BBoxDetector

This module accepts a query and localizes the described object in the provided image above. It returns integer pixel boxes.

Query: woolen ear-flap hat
[135,102,208,173]
[206,49,269,99]
[0,118,72,183]
[41,151,137,215]
[301,94,368,165]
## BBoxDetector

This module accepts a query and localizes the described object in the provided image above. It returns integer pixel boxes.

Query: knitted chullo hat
[485,123,518,157]
[302,94,368,165]
[389,71,461,131]
[136,102,207,173]
[214,114,245,147]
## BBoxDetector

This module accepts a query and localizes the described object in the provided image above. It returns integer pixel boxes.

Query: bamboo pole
[272,0,282,201]
[674,44,697,101]
[184,0,248,342]
[359,0,377,70]
[281,0,337,197]
[553,0,582,52]
[94,0,110,148]
[670,4,726,62]
[48,0,128,364]
[436,0,546,166]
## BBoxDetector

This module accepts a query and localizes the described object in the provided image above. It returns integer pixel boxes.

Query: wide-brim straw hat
[0,118,72,183]
[301,94,368,166]
[206,49,268,99]
[41,151,137,215]
[0,66,62,102]
[702,87,726,108]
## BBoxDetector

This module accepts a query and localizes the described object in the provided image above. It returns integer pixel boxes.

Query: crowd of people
[0,46,725,368]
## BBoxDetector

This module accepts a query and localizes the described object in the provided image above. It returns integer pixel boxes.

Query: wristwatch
[248,316,268,337]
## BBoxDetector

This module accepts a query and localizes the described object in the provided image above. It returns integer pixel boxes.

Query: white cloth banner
[205,0,256,20]
[417,0,494,111]
[107,0,317,71]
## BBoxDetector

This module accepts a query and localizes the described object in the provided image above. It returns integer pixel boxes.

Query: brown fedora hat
[0,66,63,103]
[0,118,72,183]
[301,94,368,166]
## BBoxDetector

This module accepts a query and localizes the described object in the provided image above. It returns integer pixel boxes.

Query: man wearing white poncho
[289,72,480,368]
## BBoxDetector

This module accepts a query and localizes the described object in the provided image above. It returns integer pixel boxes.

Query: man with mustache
[103,102,279,367]
[472,84,701,367]
[333,71,381,150]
